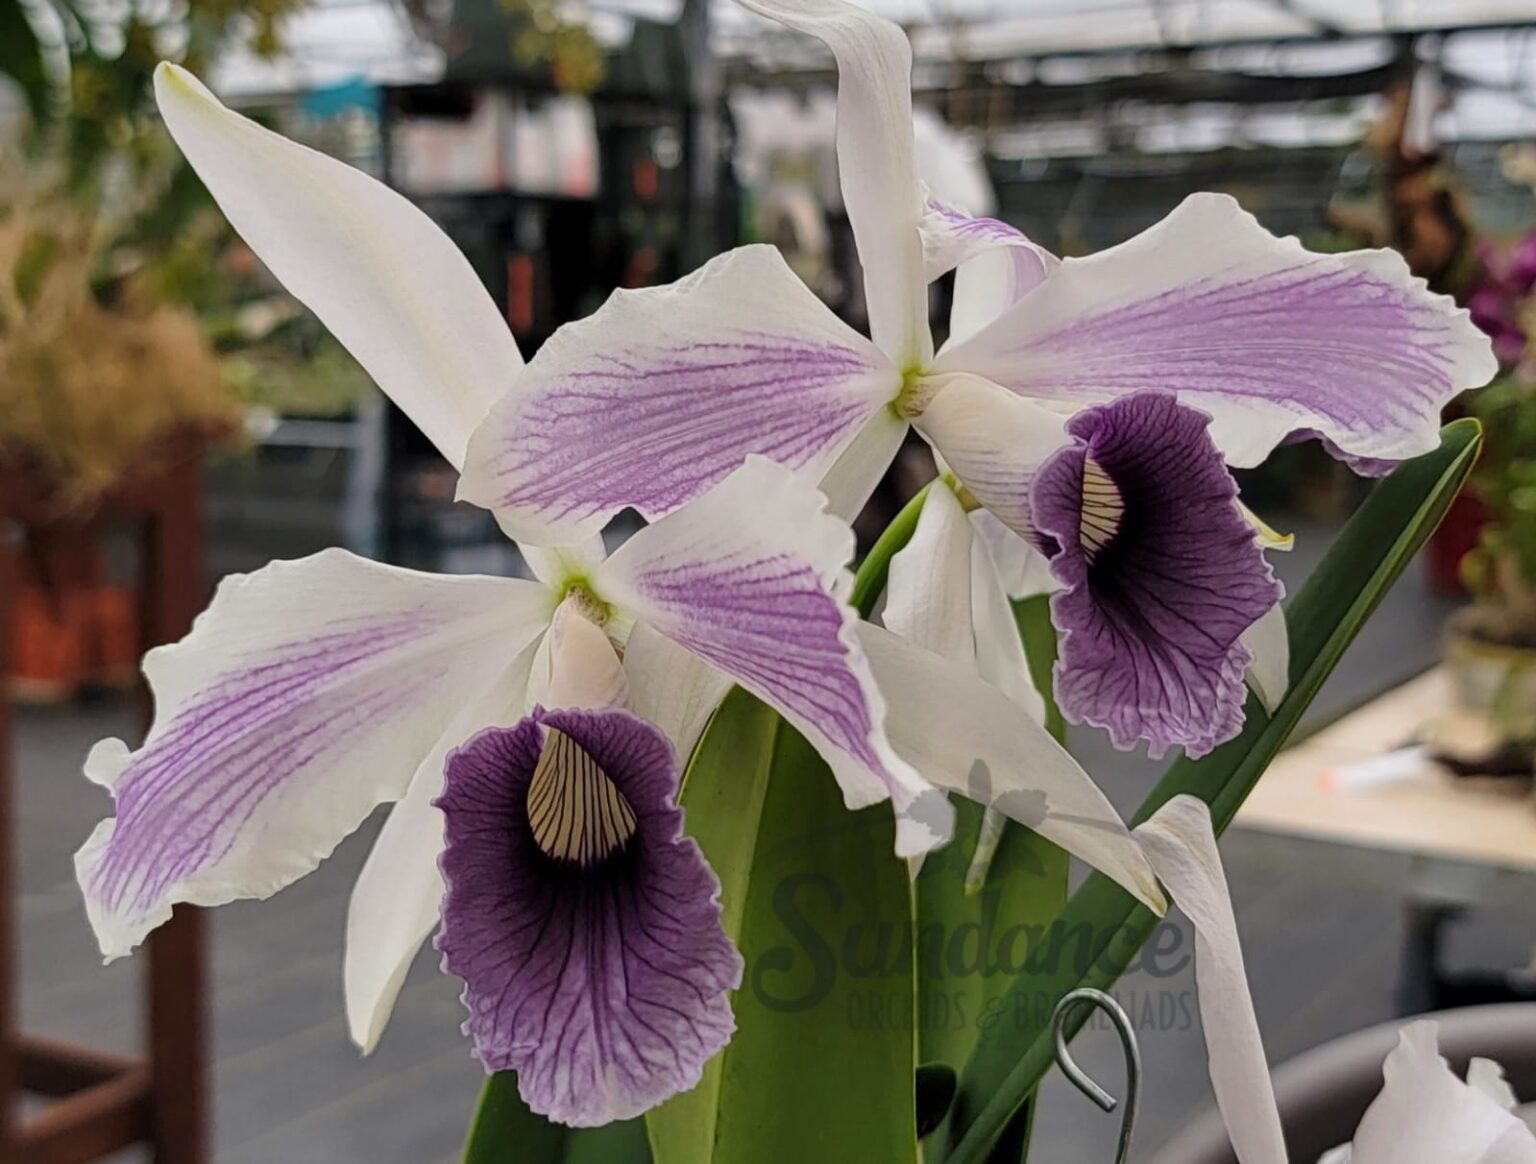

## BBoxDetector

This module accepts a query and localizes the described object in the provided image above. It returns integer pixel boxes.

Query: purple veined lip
[435,705,742,1127]
[1030,390,1283,759]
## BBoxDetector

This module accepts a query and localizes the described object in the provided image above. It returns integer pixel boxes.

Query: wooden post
[0,444,208,1163]
[139,451,209,1164]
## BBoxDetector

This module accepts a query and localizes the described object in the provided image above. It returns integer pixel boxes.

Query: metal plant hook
[1051,987,1142,1164]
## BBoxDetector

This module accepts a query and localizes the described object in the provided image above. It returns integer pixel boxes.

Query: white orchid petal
[459,245,898,545]
[735,0,929,365]
[519,534,608,589]
[938,192,1497,468]
[75,549,553,959]
[344,643,536,1053]
[918,197,1058,345]
[1242,601,1290,714]
[950,242,1056,346]
[883,483,975,665]
[1467,1058,1520,1112]
[154,65,519,468]
[1349,1023,1536,1164]
[970,519,1047,720]
[971,509,1058,600]
[622,623,733,769]
[857,623,1164,910]
[914,373,1070,535]
[1133,795,1287,1164]
[818,405,910,522]
[597,457,950,856]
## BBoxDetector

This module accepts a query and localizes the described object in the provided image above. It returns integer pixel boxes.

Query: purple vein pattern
[943,194,1492,465]
[76,552,549,956]
[597,456,944,848]
[460,245,894,539]
[497,339,878,523]
[922,197,1052,296]
[436,708,740,1126]
[1032,392,1283,759]
[82,617,449,941]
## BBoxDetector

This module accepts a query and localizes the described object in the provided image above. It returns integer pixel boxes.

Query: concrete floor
[12,460,1536,1162]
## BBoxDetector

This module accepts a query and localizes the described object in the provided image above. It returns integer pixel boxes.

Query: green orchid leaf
[942,419,1483,1163]
[646,689,782,1162]
[697,723,918,1164]
[652,716,920,1163]
[463,1072,651,1164]
[647,497,944,1164]
[1013,596,1066,745]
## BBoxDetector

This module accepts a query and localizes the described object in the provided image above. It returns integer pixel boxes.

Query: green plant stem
[850,483,933,616]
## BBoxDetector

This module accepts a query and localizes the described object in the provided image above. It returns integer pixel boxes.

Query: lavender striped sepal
[930,195,1062,345]
[936,192,1498,470]
[458,245,901,547]
[597,456,953,856]
[74,549,554,959]
[1031,392,1284,759]
[436,707,741,1126]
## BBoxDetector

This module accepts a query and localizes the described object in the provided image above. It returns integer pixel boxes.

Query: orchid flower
[1133,797,1536,1164]
[457,0,1495,760]
[80,64,1171,1086]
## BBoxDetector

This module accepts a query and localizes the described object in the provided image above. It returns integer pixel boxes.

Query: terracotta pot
[0,437,200,702]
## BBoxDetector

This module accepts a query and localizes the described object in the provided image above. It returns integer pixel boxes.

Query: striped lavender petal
[937,193,1498,469]
[597,457,952,856]
[921,198,1059,345]
[920,196,1055,290]
[1031,392,1283,759]
[459,245,900,547]
[436,707,741,1127]
[75,549,554,958]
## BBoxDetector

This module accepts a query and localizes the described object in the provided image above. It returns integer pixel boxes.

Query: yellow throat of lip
[1079,456,1125,561]
[527,727,638,866]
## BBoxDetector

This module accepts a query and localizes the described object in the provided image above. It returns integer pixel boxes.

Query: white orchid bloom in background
[457,0,1494,761]
[1134,797,1536,1164]
[86,64,1173,1062]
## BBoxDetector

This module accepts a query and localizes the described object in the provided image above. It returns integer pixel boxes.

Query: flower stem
[849,481,933,618]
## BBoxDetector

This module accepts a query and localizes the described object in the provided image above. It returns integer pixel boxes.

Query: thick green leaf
[705,724,918,1163]
[647,493,940,1164]
[915,803,1066,1090]
[646,690,781,1161]
[463,1073,651,1164]
[943,419,1484,1163]
[1013,596,1066,745]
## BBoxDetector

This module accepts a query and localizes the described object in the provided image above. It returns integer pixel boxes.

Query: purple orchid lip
[1031,391,1283,759]
[435,706,741,1128]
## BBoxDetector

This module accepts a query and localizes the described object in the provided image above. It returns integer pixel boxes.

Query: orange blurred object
[5,535,138,703]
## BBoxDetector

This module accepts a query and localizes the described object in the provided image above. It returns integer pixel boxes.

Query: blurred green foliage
[1466,377,1536,594]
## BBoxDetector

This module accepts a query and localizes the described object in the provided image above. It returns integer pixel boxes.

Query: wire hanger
[1051,987,1142,1164]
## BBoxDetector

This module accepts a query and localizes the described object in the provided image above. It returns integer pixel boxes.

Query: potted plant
[1445,231,1536,740]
